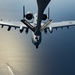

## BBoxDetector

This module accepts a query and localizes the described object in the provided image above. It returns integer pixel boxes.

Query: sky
[0,0,75,75]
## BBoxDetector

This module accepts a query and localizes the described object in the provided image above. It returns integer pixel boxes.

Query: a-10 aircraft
[0,0,75,49]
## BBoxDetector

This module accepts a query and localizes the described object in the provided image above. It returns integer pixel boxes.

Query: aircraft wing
[0,21,30,33]
[0,21,27,28]
[47,20,75,33]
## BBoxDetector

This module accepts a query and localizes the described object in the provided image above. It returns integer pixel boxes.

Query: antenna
[23,6,25,19]
[48,7,50,20]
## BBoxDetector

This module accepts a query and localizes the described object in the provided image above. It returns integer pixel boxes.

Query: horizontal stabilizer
[21,19,35,32]
[41,20,53,31]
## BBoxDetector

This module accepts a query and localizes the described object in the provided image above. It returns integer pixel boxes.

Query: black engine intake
[26,13,33,20]
[42,14,47,20]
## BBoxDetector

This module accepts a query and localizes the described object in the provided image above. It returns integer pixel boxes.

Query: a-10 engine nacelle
[26,12,47,21]
[26,12,33,20]
[42,14,47,20]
